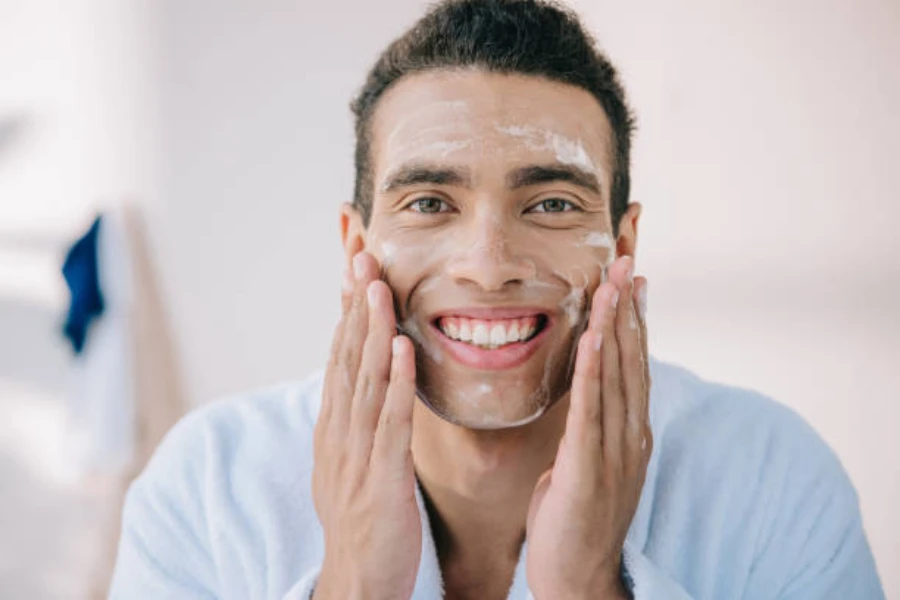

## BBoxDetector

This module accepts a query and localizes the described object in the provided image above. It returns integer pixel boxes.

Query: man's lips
[427,308,552,370]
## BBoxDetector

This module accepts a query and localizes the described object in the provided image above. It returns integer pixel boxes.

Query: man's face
[361,71,618,429]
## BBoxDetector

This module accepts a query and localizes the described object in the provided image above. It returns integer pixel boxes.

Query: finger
[349,279,397,460]
[633,276,653,464]
[599,260,625,469]
[329,251,380,434]
[317,319,346,444]
[615,260,646,472]
[577,280,618,455]
[327,239,366,424]
[587,281,620,335]
[634,276,650,393]
[566,329,604,449]
[371,335,417,477]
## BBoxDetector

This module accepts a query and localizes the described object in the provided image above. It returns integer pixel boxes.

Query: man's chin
[415,375,558,430]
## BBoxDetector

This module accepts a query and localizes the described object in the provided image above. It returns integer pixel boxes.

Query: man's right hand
[312,250,422,600]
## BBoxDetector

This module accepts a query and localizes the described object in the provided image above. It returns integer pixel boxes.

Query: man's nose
[445,214,535,292]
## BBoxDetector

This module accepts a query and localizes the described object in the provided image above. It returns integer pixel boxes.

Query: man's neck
[411,396,570,566]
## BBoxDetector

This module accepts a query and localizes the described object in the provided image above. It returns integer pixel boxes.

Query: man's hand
[526,256,652,600]
[312,250,421,600]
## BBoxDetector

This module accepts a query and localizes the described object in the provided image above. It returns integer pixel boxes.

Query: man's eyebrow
[507,164,602,195]
[380,164,473,193]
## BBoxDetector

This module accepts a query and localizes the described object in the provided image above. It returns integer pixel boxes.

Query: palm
[526,445,587,587]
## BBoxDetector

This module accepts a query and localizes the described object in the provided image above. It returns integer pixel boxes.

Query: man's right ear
[340,203,366,262]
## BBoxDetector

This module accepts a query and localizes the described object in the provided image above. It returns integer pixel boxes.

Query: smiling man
[109,1,884,599]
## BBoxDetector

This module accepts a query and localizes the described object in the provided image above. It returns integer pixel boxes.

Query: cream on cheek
[371,228,610,333]
[366,227,614,429]
[364,232,444,361]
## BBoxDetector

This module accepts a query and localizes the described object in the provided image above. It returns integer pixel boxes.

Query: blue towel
[61,215,104,354]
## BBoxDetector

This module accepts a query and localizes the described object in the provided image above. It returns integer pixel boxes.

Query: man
[109,1,885,598]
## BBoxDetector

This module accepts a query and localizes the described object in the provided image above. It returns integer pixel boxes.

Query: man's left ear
[340,203,367,262]
[616,202,642,259]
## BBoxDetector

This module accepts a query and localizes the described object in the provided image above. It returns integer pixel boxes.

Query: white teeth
[472,323,489,346]
[439,317,541,348]
[489,324,505,346]
[459,320,472,342]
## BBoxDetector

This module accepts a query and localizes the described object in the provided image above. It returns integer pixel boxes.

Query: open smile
[429,308,552,370]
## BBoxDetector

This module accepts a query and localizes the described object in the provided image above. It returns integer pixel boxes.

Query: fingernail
[392,335,403,354]
[611,289,620,308]
[353,252,366,279]
[366,281,378,306]
[593,332,603,352]
[638,282,648,320]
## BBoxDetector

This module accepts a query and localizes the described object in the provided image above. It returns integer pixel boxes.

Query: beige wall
[1,0,897,596]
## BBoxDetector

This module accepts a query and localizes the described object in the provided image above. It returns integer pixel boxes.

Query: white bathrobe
[108,358,885,599]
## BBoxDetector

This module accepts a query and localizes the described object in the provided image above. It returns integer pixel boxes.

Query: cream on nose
[445,213,534,290]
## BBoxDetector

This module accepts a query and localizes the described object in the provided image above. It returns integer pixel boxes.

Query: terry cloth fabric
[108,358,886,599]
[62,215,105,354]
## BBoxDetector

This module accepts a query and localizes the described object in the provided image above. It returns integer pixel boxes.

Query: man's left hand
[526,255,652,600]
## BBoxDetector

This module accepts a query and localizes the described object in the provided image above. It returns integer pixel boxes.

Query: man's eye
[409,197,451,213]
[528,198,577,213]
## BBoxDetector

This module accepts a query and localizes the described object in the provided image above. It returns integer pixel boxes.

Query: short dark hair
[350,0,636,235]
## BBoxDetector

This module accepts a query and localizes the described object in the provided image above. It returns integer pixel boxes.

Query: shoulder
[131,371,325,506]
[112,373,328,595]
[649,357,847,477]
[651,362,858,510]
[641,359,869,589]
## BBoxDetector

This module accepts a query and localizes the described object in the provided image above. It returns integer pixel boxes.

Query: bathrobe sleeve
[619,475,883,600]
[618,416,884,600]
[621,541,693,599]
[108,411,220,599]
[745,437,885,600]
[108,407,324,600]
[280,569,320,600]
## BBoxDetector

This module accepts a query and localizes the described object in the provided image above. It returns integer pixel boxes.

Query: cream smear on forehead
[495,124,598,179]
[381,100,474,174]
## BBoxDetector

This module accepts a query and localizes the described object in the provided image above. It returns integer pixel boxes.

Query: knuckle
[339,344,356,373]
[350,286,366,312]
[582,424,603,447]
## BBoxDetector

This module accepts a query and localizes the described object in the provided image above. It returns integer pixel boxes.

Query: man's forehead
[370,71,615,186]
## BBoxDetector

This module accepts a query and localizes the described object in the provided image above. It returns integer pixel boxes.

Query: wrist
[315,559,386,600]
[552,564,630,600]
[314,561,356,600]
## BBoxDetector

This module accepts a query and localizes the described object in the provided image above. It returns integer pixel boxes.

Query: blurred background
[1,0,897,597]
